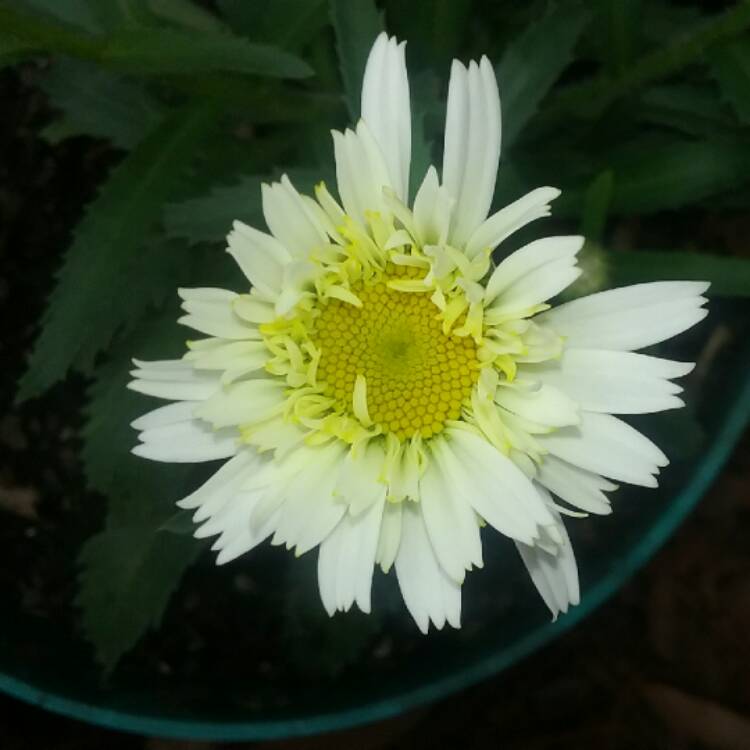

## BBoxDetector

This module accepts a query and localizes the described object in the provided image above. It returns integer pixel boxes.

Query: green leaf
[606,250,750,297]
[555,137,750,217]
[407,70,440,201]
[77,310,202,672]
[608,138,750,214]
[0,33,35,68]
[594,0,643,74]
[141,0,226,32]
[0,5,313,79]
[330,0,383,119]
[495,0,589,149]
[218,0,327,51]
[39,57,164,149]
[710,38,750,124]
[580,170,614,243]
[546,3,750,121]
[100,27,313,78]
[16,0,101,33]
[163,167,327,245]
[638,84,738,138]
[17,102,219,402]
[77,494,201,672]
[164,175,264,245]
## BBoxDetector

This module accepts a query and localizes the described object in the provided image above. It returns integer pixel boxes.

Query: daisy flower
[129,33,709,633]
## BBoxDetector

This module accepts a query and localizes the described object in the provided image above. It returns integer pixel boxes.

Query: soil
[1,62,750,750]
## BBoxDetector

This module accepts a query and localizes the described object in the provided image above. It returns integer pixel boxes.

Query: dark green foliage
[0,4,313,79]
[18,102,219,400]
[77,494,202,672]
[496,1,590,148]
[39,57,164,148]
[606,251,750,297]
[77,311,203,672]
[218,0,328,51]
[330,0,383,118]
[711,39,750,124]
[9,0,750,672]
[163,168,326,245]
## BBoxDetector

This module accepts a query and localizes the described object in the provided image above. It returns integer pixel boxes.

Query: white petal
[538,412,667,487]
[261,176,328,259]
[212,492,280,565]
[128,359,220,402]
[537,281,710,351]
[361,32,411,200]
[484,235,584,311]
[133,419,238,463]
[536,455,615,515]
[412,166,453,247]
[317,495,386,615]
[177,449,261,522]
[333,121,393,225]
[227,220,291,298]
[442,57,501,248]
[465,187,560,259]
[194,378,285,428]
[516,500,579,619]
[495,381,580,428]
[443,427,554,542]
[375,500,402,573]
[270,442,348,555]
[335,441,387,516]
[177,288,258,340]
[419,445,483,583]
[521,349,693,414]
[131,400,198,430]
[395,502,462,633]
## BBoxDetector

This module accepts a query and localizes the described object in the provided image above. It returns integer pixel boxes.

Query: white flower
[128,33,709,633]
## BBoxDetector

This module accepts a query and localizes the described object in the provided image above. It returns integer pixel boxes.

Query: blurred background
[1,0,750,747]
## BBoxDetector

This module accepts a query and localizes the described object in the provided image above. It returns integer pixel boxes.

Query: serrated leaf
[555,137,750,217]
[546,3,750,122]
[81,307,188,496]
[17,102,219,402]
[16,0,101,33]
[164,175,264,245]
[101,27,312,79]
[608,138,750,214]
[163,167,328,244]
[330,0,383,120]
[594,0,642,74]
[142,0,226,32]
[0,6,312,79]
[638,83,738,138]
[218,0,327,51]
[77,309,203,672]
[77,495,201,672]
[39,57,163,148]
[495,0,589,149]
[606,250,750,297]
[710,39,750,124]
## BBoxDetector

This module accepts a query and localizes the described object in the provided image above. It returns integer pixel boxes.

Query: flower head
[129,33,708,632]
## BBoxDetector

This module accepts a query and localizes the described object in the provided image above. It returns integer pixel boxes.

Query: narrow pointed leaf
[496,0,589,148]
[330,0,383,119]
[39,57,164,148]
[18,102,219,401]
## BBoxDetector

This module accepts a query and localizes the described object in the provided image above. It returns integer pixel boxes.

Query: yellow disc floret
[313,266,479,441]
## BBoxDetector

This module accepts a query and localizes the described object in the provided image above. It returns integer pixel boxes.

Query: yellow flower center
[313,267,479,441]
